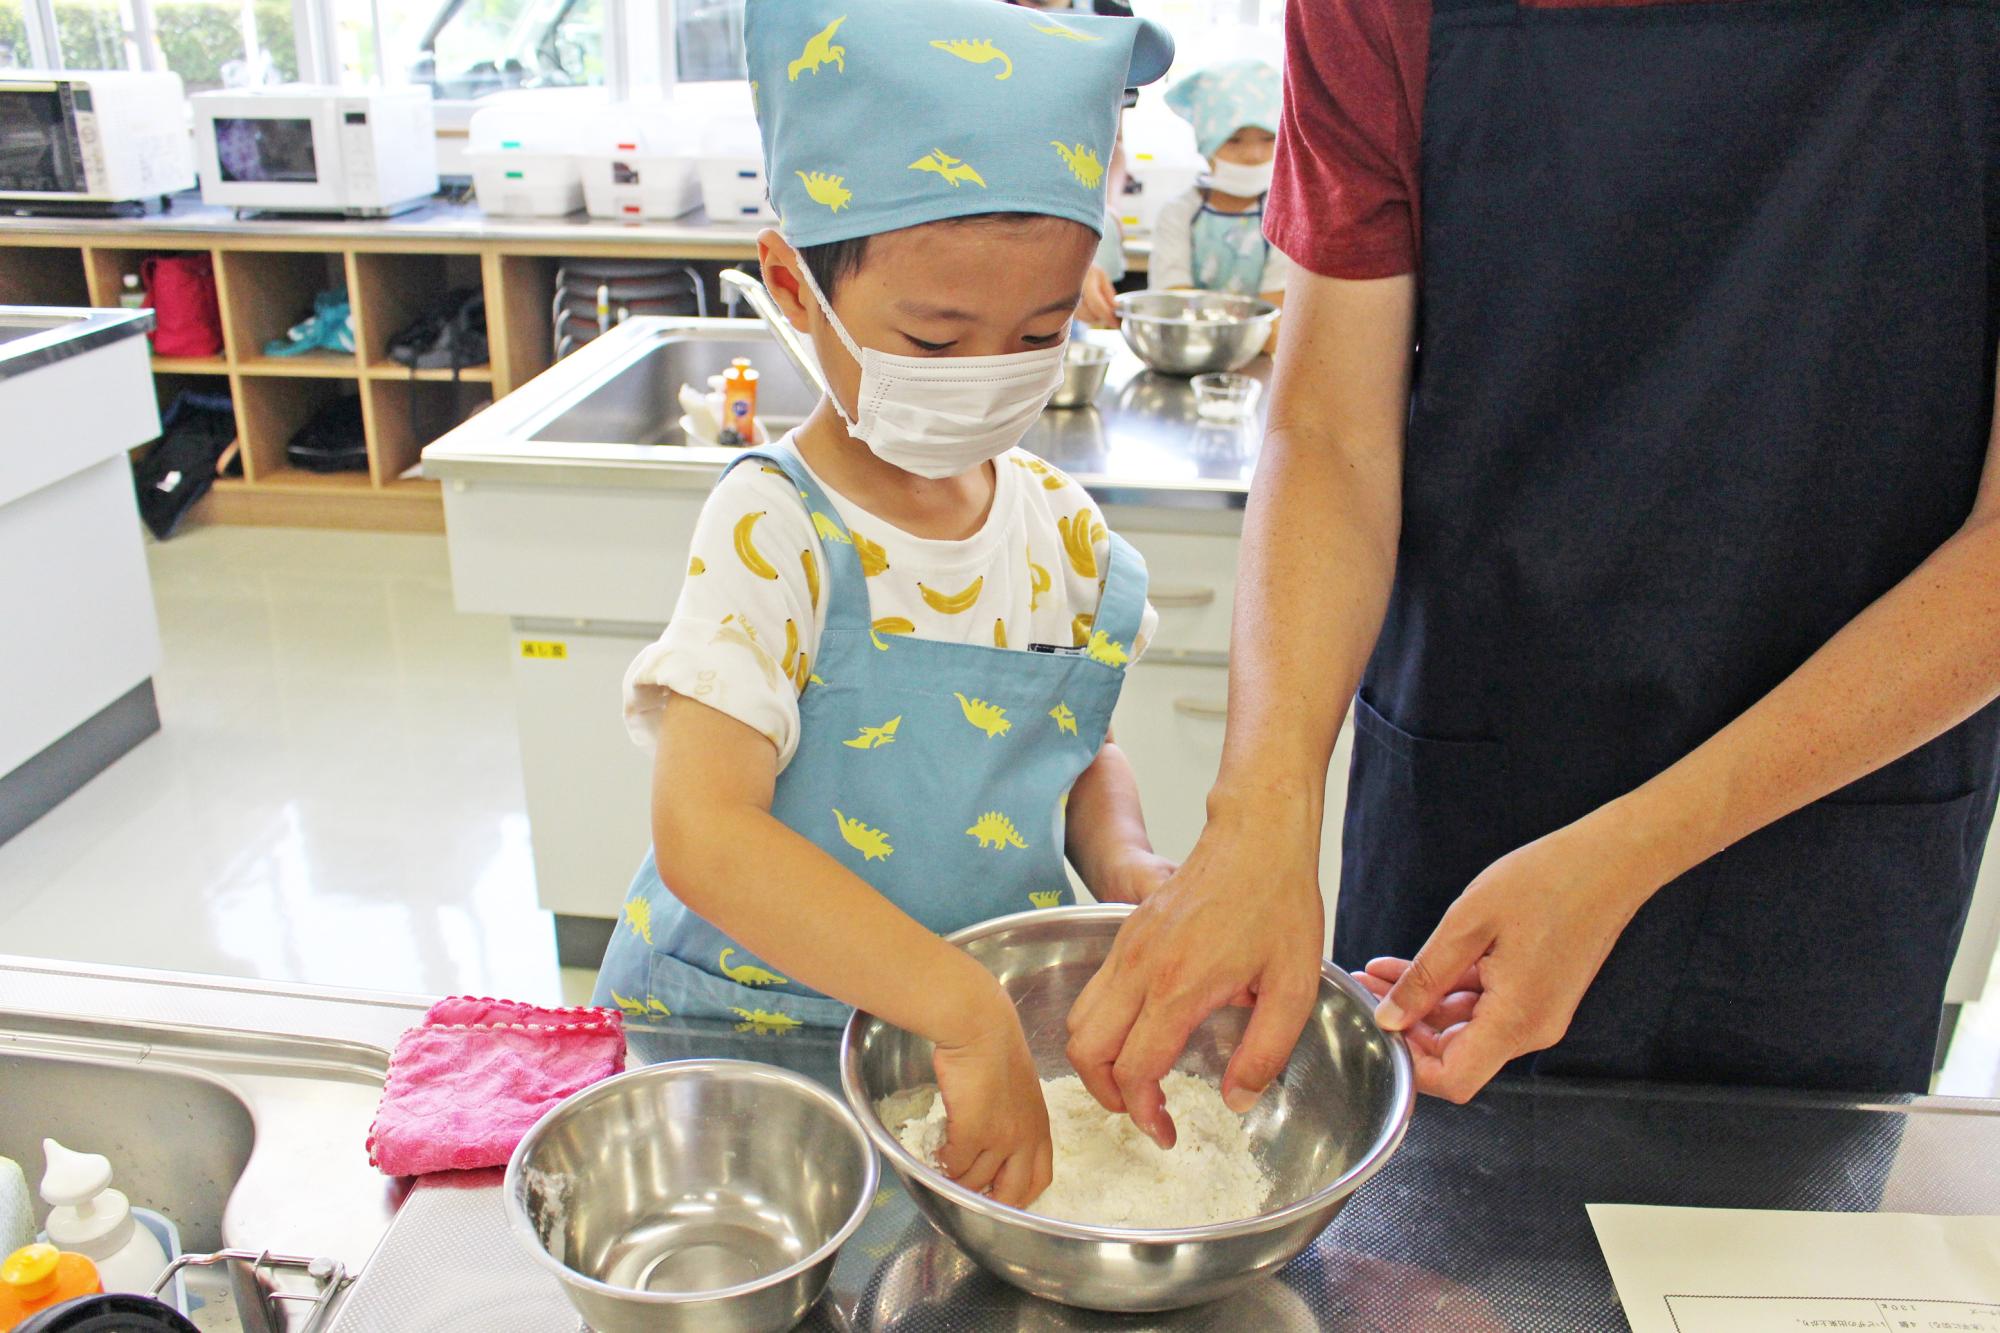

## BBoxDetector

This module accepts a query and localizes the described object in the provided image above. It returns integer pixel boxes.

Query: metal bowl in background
[1113,292,1279,376]
[505,1060,878,1333]
[1047,339,1114,409]
[840,905,1414,1313]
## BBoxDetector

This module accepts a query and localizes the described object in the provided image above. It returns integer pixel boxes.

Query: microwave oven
[0,71,195,212]
[192,85,438,218]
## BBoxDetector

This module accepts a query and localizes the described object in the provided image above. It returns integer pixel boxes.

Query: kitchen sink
[0,1010,399,1329]
[527,332,816,447]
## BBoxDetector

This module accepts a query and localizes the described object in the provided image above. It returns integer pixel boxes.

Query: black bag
[133,389,236,540]
[387,288,488,377]
[286,395,368,473]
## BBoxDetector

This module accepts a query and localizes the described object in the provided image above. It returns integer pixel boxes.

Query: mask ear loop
[790,245,870,431]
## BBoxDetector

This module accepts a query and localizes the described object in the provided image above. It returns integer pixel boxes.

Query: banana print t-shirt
[623,437,1158,766]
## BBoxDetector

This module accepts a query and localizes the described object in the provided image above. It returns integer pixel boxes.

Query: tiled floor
[4,524,1998,1096]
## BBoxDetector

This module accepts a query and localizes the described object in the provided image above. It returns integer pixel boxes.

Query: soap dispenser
[37,1142,166,1297]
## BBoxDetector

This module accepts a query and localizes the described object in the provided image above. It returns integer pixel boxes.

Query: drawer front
[1120,529,1238,660]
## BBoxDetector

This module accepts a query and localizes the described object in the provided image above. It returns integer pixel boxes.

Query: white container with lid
[39,1139,168,1296]
[466,96,596,217]
[579,101,702,221]
[697,115,775,223]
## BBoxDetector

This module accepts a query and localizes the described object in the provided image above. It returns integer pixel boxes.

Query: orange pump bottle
[0,1243,103,1328]
[720,357,760,445]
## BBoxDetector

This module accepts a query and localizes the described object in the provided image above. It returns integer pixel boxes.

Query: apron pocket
[1658,789,1983,1091]
[1335,695,1515,970]
[645,949,854,1032]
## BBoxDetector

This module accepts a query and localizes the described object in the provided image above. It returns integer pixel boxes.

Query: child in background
[593,0,1175,1210]
[1149,60,1288,350]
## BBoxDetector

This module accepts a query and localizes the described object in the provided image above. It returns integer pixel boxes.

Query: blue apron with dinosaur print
[594,440,1148,1032]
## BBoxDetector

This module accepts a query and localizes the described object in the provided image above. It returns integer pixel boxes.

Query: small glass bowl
[1192,372,1261,421]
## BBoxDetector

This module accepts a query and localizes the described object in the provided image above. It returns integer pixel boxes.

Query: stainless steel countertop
[422,317,1262,512]
[0,304,154,385]
[16,957,2000,1332]
[0,192,1153,264]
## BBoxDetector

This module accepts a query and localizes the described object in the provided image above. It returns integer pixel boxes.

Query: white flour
[891,1072,1271,1228]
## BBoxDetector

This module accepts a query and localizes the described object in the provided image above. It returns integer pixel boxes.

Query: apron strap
[1093,531,1150,656]
[727,441,873,632]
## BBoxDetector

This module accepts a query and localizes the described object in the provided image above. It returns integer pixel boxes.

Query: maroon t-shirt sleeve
[1265,0,1429,280]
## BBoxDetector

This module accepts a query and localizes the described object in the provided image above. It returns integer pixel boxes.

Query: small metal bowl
[505,1059,878,1333]
[1048,341,1113,409]
[1114,291,1279,376]
[841,905,1414,1313]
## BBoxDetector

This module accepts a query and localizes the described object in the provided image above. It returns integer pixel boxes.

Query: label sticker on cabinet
[520,640,569,660]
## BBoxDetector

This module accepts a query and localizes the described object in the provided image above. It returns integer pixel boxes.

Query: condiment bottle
[0,1243,103,1329]
[720,357,759,446]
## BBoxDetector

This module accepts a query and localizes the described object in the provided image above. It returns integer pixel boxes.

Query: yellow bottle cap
[2,1242,59,1300]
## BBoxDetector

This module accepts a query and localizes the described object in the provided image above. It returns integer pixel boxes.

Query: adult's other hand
[1078,265,1120,328]
[1065,810,1324,1147]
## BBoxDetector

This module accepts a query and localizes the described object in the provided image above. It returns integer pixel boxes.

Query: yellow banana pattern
[967,812,1028,850]
[918,576,984,616]
[734,511,780,579]
[1028,556,1052,611]
[870,616,916,651]
[1072,613,1094,647]
[1058,508,1105,579]
[994,618,1008,649]
[1049,702,1078,736]
[797,170,853,213]
[714,616,785,691]
[930,38,1012,80]
[802,548,821,611]
[720,947,788,987]
[956,692,1012,739]
[853,528,890,577]
[834,808,895,861]
[787,16,846,80]
[843,716,902,750]
[688,556,706,576]
[793,649,811,693]
[781,618,799,675]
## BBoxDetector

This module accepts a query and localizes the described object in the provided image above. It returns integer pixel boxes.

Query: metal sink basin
[0,1010,399,1329]
[528,332,817,447]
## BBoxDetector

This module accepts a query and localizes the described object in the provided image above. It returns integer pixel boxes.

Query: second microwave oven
[192,85,438,218]
[0,71,195,210]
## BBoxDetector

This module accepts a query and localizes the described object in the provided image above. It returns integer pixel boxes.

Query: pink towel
[367,996,626,1177]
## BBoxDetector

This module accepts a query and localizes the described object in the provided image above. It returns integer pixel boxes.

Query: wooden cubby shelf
[234,354,362,378]
[151,355,231,375]
[364,360,495,383]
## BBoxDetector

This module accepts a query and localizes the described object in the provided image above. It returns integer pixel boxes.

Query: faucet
[719,268,831,400]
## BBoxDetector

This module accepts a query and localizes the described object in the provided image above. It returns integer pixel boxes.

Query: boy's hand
[1091,849,1178,906]
[931,988,1053,1209]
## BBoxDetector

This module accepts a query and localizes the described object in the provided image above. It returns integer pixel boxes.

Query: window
[58,0,140,70]
[342,0,605,97]
[673,0,741,83]
[0,0,29,67]
[151,0,297,91]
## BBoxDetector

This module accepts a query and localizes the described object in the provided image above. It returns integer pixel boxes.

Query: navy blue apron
[1336,0,2000,1091]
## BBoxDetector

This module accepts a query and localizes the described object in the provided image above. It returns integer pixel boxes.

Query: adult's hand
[1362,815,1663,1103]
[1078,265,1120,328]
[1065,810,1324,1147]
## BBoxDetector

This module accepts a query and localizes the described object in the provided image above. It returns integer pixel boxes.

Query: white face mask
[794,253,1067,481]
[1205,157,1275,198]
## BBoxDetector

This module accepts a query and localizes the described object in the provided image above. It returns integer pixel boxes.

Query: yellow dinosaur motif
[833,808,894,860]
[802,549,820,610]
[609,990,646,1018]
[734,511,780,579]
[853,528,889,577]
[1087,630,1130,668]
[1032,17,1100,41]
[720,947,788,987]
[812,510,851,544]
[919,576,983,615]
[1057,507,1104,578]
[646,996,671,1016]
[930,38,1012,80]
[809,673,827,687]
[955,692,1012,739]
[842,716,902,750]
[870,616,916,651]
[781,618,799,675]
[796,170,853,213]
[688,556,706,576]
[1049,702,1078,736]
[1028,556,1052,611]
[909,148,987,189]
[1072,612,1094,647]
[715,615,785,691]
[1029,889,1064,908]
[994,618,1008,649]
[733,1006,803,1035]
[623,895,654,945]
[967,811,1028,851]
[749,80,759,113]
[787,16,847,81]
[1052,141,1105,189]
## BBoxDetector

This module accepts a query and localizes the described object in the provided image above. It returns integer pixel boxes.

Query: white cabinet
[1110,659,1352,953]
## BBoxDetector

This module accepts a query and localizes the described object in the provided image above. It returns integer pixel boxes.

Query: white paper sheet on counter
[1589,1204,2000,1332]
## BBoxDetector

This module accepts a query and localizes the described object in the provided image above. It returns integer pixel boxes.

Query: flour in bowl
[891,1072,1272,1228]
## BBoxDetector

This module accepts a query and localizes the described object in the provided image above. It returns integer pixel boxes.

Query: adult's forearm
[1617,501,2000,891]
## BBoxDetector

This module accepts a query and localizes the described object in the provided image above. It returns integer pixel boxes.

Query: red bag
[141,254,224,358]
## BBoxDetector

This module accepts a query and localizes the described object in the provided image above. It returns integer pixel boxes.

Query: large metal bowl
[1114,291,1279,376]
[840,905,1414,1313]
[505,1059,878,1333]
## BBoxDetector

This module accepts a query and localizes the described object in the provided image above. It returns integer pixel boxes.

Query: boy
[594,0,1175,1209]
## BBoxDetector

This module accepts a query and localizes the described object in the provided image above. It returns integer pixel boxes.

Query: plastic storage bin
[578,102,703,221]
[467,101,591,217]
[696,157,774,222]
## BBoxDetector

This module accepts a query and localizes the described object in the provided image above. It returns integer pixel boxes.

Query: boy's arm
[651,693,1051,1206]
[1065,732,1175,905]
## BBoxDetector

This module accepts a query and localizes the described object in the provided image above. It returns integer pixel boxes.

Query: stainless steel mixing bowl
[1048,340,1113,409]
[840,905,1414,1313]
[1113,292,1279,376]
[505,1059,878,1333]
